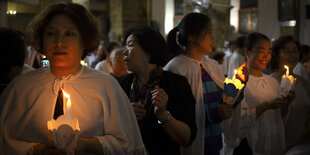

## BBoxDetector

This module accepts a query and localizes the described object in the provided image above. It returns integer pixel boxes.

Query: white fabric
[221,53,233,76]
[227,51,245,79]
[0,66,146,155]
[164,55,225,155]
[293,62,310,88]
[231,74,286,155]
[257,0,280,40]
[95,60,113,74]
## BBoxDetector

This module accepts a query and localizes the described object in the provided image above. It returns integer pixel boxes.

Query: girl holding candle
[269,36,310,147]
[231,32,294,155]
[164,13,239,155]
[0,2,146,154]
[118,26,197,155]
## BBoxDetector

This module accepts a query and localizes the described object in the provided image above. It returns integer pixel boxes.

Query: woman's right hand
[266,97,288,109]
[132,102,146,120]
[33,142,66,155]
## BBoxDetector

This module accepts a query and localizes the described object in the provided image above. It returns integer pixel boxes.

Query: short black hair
[236,35,247,48]
[123,26,169,66]
[106,42,120,54]
[0,27,26,77]
[26,2,99,59]
[244,32,270,51]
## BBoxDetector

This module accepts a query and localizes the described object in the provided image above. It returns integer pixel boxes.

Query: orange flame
[236,61,247,82]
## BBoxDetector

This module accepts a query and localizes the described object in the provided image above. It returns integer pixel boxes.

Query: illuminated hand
[218,103,233,120]
[33,142,66,155]
[151,85,169,120]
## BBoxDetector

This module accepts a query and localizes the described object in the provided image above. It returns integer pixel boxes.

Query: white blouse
[231,74,286,155]
[0,66,146,155]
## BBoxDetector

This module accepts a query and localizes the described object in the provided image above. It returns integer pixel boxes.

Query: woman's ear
[243,48,249,58]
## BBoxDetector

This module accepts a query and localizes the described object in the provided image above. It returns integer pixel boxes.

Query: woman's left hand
[151,85,169,119]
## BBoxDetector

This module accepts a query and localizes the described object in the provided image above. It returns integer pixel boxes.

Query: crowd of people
[0,2,309,155]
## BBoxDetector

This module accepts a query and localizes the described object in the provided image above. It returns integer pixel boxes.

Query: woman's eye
[65,32,74,36]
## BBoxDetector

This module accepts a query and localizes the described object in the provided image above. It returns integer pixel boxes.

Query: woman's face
[124,35,150,72]
[278,41,299,71]
[196,25,214,54]
[43,14,84,69]
[247,39,271,71]
[112,52,127,77]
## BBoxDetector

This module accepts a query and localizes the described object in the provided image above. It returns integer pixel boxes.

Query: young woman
[0,3,145,154]
[231,32,294,155]
[269,36,310,147]
[164,13,235,155]
[118,26,196,155]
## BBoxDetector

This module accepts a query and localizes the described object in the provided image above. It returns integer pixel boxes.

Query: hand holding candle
[280,65,296,97]
[223,62,247,107]
[47,89,80,155]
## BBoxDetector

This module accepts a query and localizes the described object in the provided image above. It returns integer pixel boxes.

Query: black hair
[26,2,99,59]
[210,51,225,62]
[244,32,270,51]
[0,27,26,77]
[106,42,120,54]
[166,12,211,58]
[270,35,299,71]
[236,35,247,49]
[123,26,169,66]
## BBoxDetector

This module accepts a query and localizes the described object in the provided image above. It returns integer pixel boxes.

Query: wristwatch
[158,111,171,125]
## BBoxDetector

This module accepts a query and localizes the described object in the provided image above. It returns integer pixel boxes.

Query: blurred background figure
[0,27,29,94]
[109,47,128,77]
[89,40,106,68]
[222,40,237,77]
[227,36,246,78]
[269,35,310,148]
[95,41,120,73]
[293,44,310,88]
[210,51,225,65]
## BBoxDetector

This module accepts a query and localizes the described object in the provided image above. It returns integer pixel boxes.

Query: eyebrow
[45,26,77,30]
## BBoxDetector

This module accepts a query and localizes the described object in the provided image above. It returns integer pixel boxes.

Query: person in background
[227,36,246,78]
[165,12,237,155]
[210,51,225,65]
[222,40,237,77]
[109,47,128,78]
[269,36,310,147]
[0,27,27,95]
[95,41,120,73]
[230,32,294,155]
[118,26,197,155]
[293,45,310,88]
[89,40,106,68]
[0,2,146,154]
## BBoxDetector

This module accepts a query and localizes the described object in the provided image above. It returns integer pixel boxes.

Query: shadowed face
[247,39,271,71]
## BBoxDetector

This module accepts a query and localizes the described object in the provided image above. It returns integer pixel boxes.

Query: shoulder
[12,67,51,87]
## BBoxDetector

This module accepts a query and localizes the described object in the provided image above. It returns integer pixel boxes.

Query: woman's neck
[51,64,82,78]
[136,64,157,85]
[248,67,263,77]
[186,47,203,61]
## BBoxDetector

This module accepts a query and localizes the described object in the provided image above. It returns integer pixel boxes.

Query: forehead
[46,14,77,29]
[283,41,297,49]
[126,34,136,43]
[252,39,271,49]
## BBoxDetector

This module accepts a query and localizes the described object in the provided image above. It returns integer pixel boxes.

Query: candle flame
[234,69,237,75]
[80,60,88,66]
[284,65,289,76]
[62,89,71,115]
[236,62,247,82]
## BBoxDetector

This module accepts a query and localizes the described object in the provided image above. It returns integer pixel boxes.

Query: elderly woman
[118,26,197,155]
[0,2,145,154]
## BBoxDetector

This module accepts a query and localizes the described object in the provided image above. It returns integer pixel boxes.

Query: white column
[230,0,239,32]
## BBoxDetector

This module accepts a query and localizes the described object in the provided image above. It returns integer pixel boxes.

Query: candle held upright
[280,65,296,97]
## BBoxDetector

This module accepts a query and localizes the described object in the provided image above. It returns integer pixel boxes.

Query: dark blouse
[118,71,197,155]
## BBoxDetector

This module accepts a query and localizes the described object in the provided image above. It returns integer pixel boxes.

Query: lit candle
[62,90,71,117]
[284,65,289,77]
[80,60,88,66]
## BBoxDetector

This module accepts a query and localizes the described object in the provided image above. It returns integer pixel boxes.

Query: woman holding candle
[164,13,241,155]
[269,36,310,147]
[0,2,146,154]
[118,26,197,155]
[230,32,295,155]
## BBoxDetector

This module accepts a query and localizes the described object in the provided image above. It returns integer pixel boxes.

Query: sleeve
[97,77,146,155]
[169,75,197,146]
[0,83,37,155]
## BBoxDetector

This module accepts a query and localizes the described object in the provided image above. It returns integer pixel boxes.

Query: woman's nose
[54,34,65,47]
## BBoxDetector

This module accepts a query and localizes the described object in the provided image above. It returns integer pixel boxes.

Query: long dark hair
[166,12,211,58]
